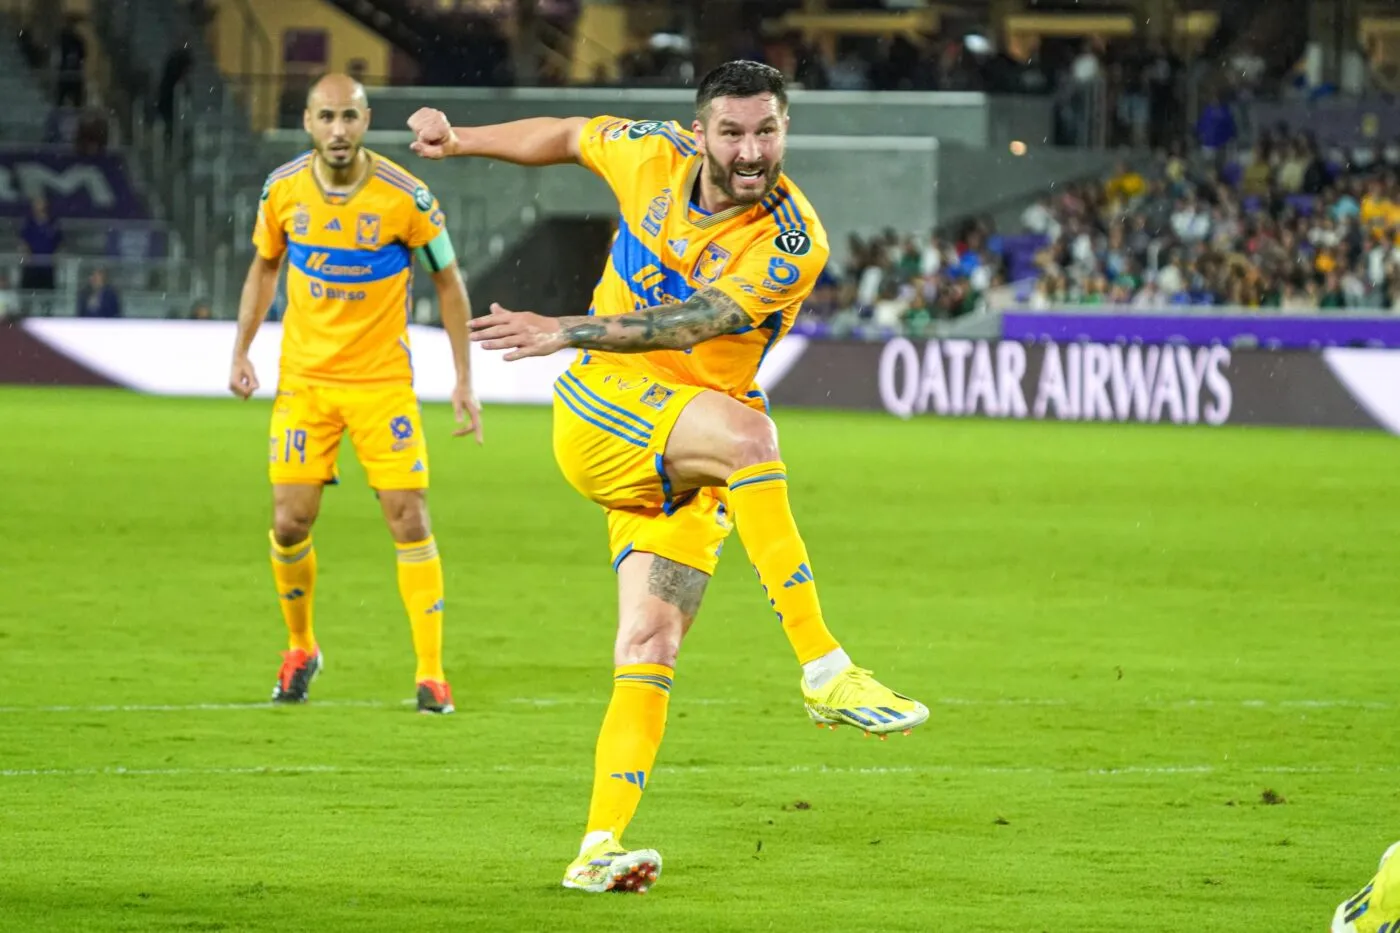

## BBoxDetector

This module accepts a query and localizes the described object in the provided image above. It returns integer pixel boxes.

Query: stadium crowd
[809,126,1400,339]
[1015,134,1400,315]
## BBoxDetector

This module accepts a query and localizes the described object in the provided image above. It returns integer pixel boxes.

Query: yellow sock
[269,532,317,654]
[727,461,841,665]
[585,664,673,841]
[396,536,445,683]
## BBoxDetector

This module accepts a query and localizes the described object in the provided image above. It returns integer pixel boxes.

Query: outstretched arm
[559,289,749,351]
[468,289,749,361]
[408,109,588,166]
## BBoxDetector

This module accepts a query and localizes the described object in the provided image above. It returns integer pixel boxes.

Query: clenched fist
[407,108,460,160]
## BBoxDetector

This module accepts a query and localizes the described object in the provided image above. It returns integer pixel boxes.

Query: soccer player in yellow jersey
[229,74,482,715]
[1334,842,1400,933]
[410,60,927,890]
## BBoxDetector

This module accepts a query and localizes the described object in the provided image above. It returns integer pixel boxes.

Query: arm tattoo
[646,556,709,618]
[558,287,748,352]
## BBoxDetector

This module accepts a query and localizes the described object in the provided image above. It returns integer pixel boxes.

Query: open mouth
[733,165,765,182]
[327,144,352,158]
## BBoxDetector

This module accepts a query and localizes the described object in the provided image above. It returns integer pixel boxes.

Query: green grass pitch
[1,386,1397,931]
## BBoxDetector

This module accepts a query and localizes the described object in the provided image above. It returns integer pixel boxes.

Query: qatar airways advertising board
[3,321,1397,435]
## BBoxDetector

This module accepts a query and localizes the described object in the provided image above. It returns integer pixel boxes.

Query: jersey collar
[309,149,374,205]
[682,157,768,230]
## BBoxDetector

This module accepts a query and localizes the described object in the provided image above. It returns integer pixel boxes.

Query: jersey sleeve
[252,175,285,260]
[709,229,830,325]
[402,179,447,250]
[576,115,684,197]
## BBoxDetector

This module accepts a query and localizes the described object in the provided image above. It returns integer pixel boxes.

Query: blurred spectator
[183,0,217,30]
[1195,93,1238,152]
[827,49,871,91]
[77,268,122,318]
[19,197,61,292]
[55,14,86,107]
[74,106,110,156]
[1104,161,1146,206]
[791,36,829,90]
[1071,40,1102,84]
[0,272,19,321]
[158,41,195,149]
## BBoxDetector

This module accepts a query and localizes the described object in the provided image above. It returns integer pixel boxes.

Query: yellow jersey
[575,115,829,398]
[253,149,446,386]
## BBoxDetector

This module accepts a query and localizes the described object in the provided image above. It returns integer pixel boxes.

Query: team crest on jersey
[691,242,732,286]
[356,213,381,248]
[641,189,672,236]
[293,205,310,237]
[639,383,675,411]
[627,120,664,139]
[773,229,811,256]
[413,185,434,212]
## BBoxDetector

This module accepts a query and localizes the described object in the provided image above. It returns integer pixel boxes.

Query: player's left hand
[452,382,483,445]
[469,303,567,361]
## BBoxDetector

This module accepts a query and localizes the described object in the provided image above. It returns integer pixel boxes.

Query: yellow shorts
[552,364,734,575]
[268,381,428,490]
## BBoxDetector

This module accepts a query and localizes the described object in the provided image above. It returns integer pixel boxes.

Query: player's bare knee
[388,510,430,543]
[727,409,781,471]
[272,510,315,548]
[380,491,430,542]
[616,617,683,668]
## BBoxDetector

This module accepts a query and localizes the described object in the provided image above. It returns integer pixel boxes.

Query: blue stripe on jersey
[287,242,411,284]
[779,198,799,231]
[655,124,697,156]
[611,220,696,307]
[762,189,786,221]
[746,388,771,415]
[375,164,419,192]
[754,310,785,373]
[730,310,782,336]
[269,153,311,181]
[772,189,804,231]
[375,160,419,188]
[373,168,418,197]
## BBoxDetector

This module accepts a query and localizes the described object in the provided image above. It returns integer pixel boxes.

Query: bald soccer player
[229,74,482,713]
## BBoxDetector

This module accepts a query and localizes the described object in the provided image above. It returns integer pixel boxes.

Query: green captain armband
[414,229,457,273]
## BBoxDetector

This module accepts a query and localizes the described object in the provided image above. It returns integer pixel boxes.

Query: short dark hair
[695,60,788,120]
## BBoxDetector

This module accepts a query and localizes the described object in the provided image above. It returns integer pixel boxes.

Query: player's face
[304,93,370,170]
[693,94,787,207]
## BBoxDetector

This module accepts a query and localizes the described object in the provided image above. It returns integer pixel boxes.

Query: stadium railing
[0,251,200,319]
